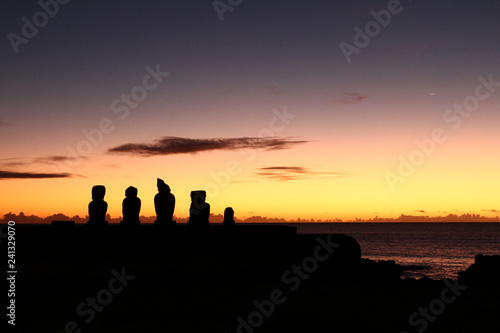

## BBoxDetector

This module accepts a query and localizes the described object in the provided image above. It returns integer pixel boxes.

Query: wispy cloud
[414,210,427,213]
[263,85,286,96]
[482,209,500,213]
[0,156,84,180]
[255,166,350,181]
[108,136,308,156]
[34,155,84,164]
[0,120,11,128]
[0,161,26,168]
[1,156,83,168]
[0,170,73,179]
[330,92,368,105]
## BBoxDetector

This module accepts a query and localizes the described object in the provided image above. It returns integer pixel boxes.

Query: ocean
[290,222,500,280]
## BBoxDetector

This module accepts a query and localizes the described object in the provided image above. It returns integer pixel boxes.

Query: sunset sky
[1,0,499,221]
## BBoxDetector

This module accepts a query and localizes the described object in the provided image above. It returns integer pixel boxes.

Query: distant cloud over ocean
[255,166,350,181]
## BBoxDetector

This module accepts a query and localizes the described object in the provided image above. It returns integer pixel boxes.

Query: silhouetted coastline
[4,222,499,333]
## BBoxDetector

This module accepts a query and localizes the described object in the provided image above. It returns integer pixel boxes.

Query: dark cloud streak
[0,170,73,179]
[108,136,308,156]
[1,156,83,168]
[34,155,83,164]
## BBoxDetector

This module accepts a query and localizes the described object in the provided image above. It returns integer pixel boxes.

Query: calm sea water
[289,223,500,280]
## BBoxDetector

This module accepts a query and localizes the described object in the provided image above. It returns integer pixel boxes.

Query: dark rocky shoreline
[5,223,499,332]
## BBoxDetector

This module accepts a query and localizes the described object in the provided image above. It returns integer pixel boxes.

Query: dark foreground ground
[4,223,500,333]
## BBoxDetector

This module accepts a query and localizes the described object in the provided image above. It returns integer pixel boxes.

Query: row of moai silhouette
[87,178,235,227]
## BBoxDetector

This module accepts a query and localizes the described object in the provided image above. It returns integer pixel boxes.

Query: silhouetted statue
[121,186,141,227]
[223,207,235,227]
[88,185,108,226]
[188,190,210,227]
[154,178,176,225]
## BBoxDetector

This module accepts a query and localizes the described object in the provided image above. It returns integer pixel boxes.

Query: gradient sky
[1,0,499,220]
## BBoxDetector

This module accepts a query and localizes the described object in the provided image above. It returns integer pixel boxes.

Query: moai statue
[121,186,141,227]
[88,185,108,227]
[188,190,210,227]
[154,178,176,226]
[223,207,235,227]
